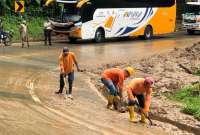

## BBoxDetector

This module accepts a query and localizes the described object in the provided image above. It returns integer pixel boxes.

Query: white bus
[48,0,176,42]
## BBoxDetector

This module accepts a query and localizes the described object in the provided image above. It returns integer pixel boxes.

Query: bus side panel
[129,4,176,36]
[81,4,176,40]
[92,8,159,38]
[81,21,97,39]
[149,4,176,35]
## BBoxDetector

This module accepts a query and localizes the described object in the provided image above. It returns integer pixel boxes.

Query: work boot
[140,113,146,124]
[128,106,136,122]
[67,94,73,100]
[107,95,114,109]
[55,90,62,94]
[113,96,120,110]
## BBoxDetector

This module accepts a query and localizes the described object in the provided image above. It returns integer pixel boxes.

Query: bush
[195,70,200,76]
[1,15,45,41]
[169,84,200,121]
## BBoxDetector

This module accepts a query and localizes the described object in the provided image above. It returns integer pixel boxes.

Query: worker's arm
[143,88,152,113]
[59,53,64,73]
[72,53,80,72]
[117,75,124,98]
[19,24,23,33]
[127,86,137,105]
[127,88,135,100]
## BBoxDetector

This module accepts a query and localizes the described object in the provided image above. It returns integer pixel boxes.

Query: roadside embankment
[88,43,200,135]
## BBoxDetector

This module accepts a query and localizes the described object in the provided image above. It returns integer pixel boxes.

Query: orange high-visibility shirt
[102,68,125,91]
[59,52,77,74]
[127,78,152,112]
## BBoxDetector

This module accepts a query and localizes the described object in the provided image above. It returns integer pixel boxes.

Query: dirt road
[0,32,199,135]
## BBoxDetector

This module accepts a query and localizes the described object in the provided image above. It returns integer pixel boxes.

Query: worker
[55,47,80,99]
[127,77,154,123]
[19,20,29,48]
[101,67,135,110]
[44,19,52,46]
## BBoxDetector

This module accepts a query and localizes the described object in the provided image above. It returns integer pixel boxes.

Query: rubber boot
[107,95,114,109]
[128,106,136,122]
[140,113,146,124]
[113,96,120,110]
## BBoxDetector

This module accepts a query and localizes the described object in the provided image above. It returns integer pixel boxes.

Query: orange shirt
[59,52,77,74]
[127,78,152,112]
[102,68,125,90]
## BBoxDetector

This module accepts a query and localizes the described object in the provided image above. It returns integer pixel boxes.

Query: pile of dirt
[89,43,200,135]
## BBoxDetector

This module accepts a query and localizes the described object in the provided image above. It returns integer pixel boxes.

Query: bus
[49,0,176,42]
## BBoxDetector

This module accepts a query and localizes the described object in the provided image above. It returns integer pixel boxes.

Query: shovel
[134,101,153,126]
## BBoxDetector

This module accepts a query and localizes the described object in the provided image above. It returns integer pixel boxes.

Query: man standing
[19,20,29,48]
[127,77,154,123]
[55,47,80,99]
[44,19,52,46]
[101,67,135,110]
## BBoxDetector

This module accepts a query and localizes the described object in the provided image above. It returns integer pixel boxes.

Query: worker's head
[144,77,154,88]
[63,47,69,56]
[124,67,135,78]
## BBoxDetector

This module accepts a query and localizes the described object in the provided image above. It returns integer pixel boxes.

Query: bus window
[80,3,95,22]
[93,0,175,8]
[185,4,200,14]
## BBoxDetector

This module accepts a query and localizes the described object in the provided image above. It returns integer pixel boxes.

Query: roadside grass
[195,70,200,76]
[1,15,45,41]
[168,84,200,121]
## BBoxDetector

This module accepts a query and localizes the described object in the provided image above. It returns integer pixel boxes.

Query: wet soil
[89,43,200,135]
[1,33,200,135]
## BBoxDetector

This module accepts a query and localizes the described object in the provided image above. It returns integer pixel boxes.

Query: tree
[0,0,15,15]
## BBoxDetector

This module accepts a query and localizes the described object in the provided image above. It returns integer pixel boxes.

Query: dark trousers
[44,29,52,46]
[59,72,74,94]
[128,94,145,108]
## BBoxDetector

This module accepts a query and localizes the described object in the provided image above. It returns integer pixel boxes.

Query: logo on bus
[123,11,143,19]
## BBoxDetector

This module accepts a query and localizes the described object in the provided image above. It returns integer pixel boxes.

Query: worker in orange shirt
[127,77,154,123]
[101,67,135,109]
[55,47,80,99]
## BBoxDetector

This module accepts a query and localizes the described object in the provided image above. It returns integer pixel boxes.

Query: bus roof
[56,0,77,3]
[187,2,200,5]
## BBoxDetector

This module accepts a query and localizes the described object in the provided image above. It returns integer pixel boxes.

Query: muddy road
[0,32,199,135]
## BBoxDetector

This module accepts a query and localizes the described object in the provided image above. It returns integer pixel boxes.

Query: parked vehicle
[0,30,13,46]
[48,0,176,43]
[182,2,200,35]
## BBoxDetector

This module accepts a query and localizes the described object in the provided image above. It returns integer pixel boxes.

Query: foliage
[195,70,200,76]
[1,15,45,41]
[169,84,200,121]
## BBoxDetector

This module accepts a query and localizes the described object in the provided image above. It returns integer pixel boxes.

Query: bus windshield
[185,4,200,15]
[51,3,81,23]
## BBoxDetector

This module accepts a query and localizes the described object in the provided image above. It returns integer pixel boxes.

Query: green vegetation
[169,84,200,121]
[195,70,200,76]
[2,15,45,41]
[0,0,47,41]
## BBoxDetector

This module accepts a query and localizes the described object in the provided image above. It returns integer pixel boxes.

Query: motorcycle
[0,30,13,46]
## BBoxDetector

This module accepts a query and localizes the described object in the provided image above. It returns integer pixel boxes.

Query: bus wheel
[144,25,153,40]
[68,37,77,43]
[95,28,105,43]
[187,29,195,35]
